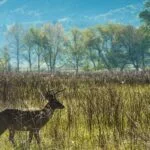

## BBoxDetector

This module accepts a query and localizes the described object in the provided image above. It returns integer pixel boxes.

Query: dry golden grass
[0,73,149,150]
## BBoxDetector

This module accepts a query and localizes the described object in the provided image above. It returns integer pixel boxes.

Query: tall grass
[0,72,149,150]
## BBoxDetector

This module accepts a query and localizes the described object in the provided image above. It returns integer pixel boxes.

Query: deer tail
[0,114,8,135]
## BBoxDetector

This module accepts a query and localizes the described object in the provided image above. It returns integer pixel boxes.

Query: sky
[0,0,144,29]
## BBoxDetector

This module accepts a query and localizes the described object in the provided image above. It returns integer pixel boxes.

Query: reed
[0,73,149,150]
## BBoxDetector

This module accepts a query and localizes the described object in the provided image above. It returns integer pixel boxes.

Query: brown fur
[0,91,64,145]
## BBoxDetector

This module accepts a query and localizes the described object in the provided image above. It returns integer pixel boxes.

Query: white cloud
[27,10,41,17]
[83,3,142,26]
[22,20,44,25]
[93,4,140,20]
[11,8,25,14]
[58,17,71,23]
[11,7,42,17]
[0,0,7,5]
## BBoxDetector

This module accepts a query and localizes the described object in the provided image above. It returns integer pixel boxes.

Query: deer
[0,89,65,146]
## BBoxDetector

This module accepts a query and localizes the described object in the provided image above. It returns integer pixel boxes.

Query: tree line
[0,1,150,74]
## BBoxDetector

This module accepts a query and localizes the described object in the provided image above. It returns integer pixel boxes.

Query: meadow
[0,72,149,150]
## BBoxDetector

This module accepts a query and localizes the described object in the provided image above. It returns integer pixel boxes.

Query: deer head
[39,89,65,109]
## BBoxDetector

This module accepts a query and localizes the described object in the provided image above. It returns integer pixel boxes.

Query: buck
[0,89,65,146]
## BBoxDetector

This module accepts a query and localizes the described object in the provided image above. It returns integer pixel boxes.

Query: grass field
[0,72,149,150]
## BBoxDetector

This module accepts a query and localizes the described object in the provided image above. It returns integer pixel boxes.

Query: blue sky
[0,0,144,28]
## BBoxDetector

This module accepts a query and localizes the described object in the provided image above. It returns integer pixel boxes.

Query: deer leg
[28,131,33,143]
[9,129,15,146]
[33,130,41,144]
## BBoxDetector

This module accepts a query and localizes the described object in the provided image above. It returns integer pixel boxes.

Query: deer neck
[42,102,54,117]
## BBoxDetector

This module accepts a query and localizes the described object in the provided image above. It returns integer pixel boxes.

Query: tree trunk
[134,64,139,71]
[28,48,32,72]
[52,47,59,74]
[142,52,145,71]
[133,59,139,71]
[97,48,111,71]
[37,54,40,72]
[91,59,97,71]
[120,63,126,72]
[48,49,53,73]
[76,58,79,75]
[89,48,97,71]
[46,64,50,72]
[76,66,79,75]
[52,60,56,74]
[17,45,20,72]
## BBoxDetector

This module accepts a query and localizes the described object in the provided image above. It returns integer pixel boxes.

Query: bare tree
[1,46,11,72]
[42,23,65,73]
[67,28,85,75]
[30,27,44,72]
[6,23,24,72]
[23,28,34,71]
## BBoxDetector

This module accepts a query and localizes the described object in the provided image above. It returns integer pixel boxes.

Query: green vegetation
[140,0,150,25]
[0,73,149,150]
[2,22,150,73]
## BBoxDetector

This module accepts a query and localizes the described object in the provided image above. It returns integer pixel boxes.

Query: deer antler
[55,89,66,95]
[38,89,46,100]
[47,85,55,93]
